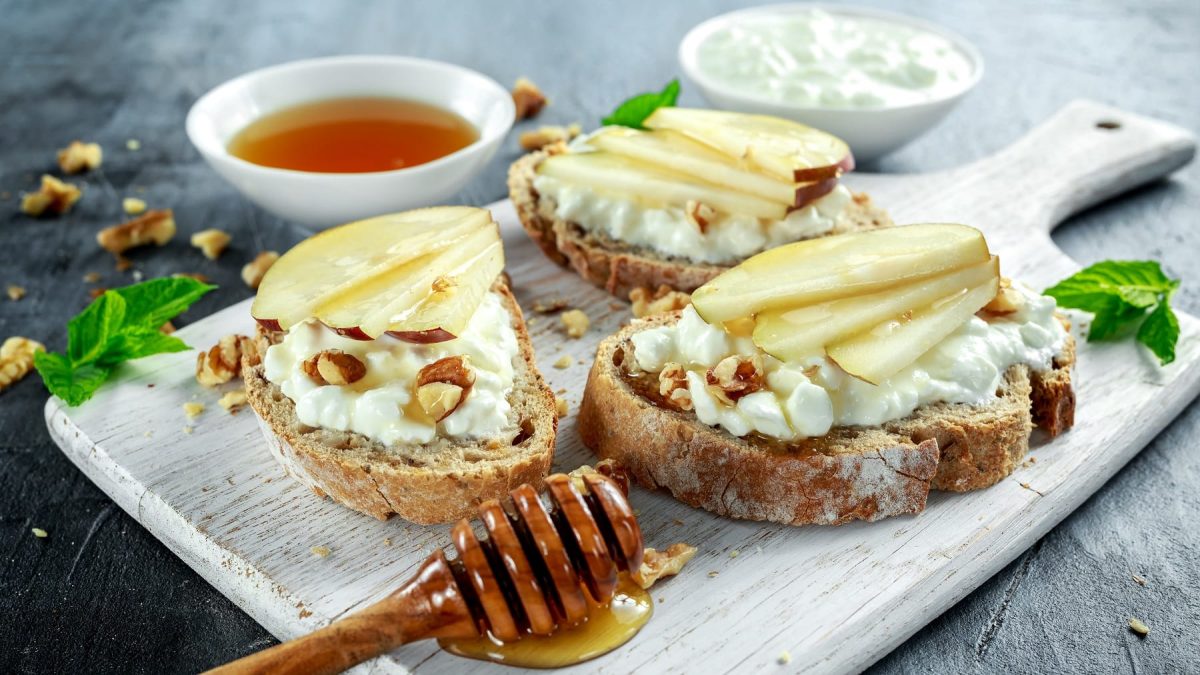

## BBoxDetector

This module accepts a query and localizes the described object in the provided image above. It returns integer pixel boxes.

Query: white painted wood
[44,101,1198,674]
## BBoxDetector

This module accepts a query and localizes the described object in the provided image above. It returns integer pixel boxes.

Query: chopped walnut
[415,356,476,422]
[685,200,716,234]
[0,336,45,393]
[706,354,765,404]
[984,277,1023,315]
[242,251,279,289]
[159,321,175,335]
[302,349,367,386]
[191,228,231,260]
[21,175,82,216]
[195,334,247,387]
[561,308,589,338]
[57,140,103,174]
[87,287,107,300]
[122,197,147,215]
[633,543,697,589]
[97,209,176,256]
[658,362,693,411]
[511,77,548,120]
[532,297,569,314]
[6,285,26,301]
[629,285,692,319]
[519,124,581,152]
[555,397,568,418]
[182,401,205,419]
[553,354,573,369]
[173,272,211,283]
[82,272,102,283]
[218,388,248,414]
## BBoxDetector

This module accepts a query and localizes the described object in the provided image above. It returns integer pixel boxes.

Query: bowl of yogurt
[679,4,983,162]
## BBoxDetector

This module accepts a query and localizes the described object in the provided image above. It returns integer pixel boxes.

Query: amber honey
[227,97,478,173]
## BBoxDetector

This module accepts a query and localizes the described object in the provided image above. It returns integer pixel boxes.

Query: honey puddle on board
[439,576,653,668]
[227,97,477,173]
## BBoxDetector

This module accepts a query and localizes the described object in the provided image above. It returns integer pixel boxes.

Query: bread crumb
[1132,573,1147,586]
[21,175,82,216]
[561,309,589,338]
[778,651,792,665]
[83,272,102,283]
[242,251,279,289]
[126,139,141,151]
[122,197,147,215]
[553,354,573,369]
[97,209,176,256]
[57,140,103,174]
[31,527,48,538]
[183,401,205,419]
[1128,617,1150,636]
[532,298,569,314]
[729,549,739,558]
[218,388,248,414]
[6,285,25,301]
[511,77,548,120]
[311,545,331,558]
[191,228,231,260]
[519,124,581,152]
[555,397,569,418]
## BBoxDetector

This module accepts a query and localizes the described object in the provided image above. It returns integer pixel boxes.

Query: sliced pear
[827,277,1001,385]
[382,239,505,342]
[753,257,999,362]
[644,107,853,183]
[691,224,991,324]
[251,207,490,330]
[537,151,787,220]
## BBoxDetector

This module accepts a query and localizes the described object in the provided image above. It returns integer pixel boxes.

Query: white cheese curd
[263,292,519,446]
[628,283,1066,441]
[696,9,975,109]
[532,173,851,265]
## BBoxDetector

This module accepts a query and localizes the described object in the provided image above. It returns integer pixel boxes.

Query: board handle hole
[1096,120,1122,130]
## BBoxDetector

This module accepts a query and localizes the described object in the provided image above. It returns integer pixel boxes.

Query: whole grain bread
[508,144,894,299]
[577,312,1076,526]
[243,280,557,525]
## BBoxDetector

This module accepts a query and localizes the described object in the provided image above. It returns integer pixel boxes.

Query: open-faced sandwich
[509,107,891,299]
[578,224,1076,526]
[243,207,557,524]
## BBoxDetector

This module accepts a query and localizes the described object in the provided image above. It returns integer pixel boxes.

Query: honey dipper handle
[206,550,478,675]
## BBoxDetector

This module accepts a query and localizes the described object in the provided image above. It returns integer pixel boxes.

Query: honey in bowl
[227,97,478,173]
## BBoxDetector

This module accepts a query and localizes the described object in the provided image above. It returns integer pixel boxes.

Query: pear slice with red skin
[380,238,505,343]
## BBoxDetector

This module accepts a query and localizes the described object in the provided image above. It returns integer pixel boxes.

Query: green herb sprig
[1045,260,1180,365]
[601,79,680,129]
[35,277,216,405]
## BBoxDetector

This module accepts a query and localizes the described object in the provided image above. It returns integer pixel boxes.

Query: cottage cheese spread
[696,8,975,109]
[628,283,1066,441]
[263,292,519,446]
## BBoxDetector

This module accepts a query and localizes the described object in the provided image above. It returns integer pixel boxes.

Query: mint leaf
[1087,296,1147,341]
[34,352,112,407]
[98,329,191,366]
[602,79,680,129]
[114,277,215,330]
[1137,299,1179,365]
[67,291,127,363]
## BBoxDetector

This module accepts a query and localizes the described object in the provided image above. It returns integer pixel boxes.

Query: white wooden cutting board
[45,101,1198,674]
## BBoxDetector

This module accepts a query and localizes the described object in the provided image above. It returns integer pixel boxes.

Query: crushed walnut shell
[511,77,548,120]
[97,209,176,256]
[706,354,765,404]
[195,334,249,387]
[629,285,692,319]
[20,175,82,216]
[0,336,45,393]
[633,542,697,589]
[303,349,367,386]
[242,251,279,290]
[561,308,589,338]
[57,140,103,174]
[6,285,26,301]
[519,124,581,152]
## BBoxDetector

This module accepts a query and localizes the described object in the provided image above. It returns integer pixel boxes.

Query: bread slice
[242,280,557,524]
[508,144,894,299]
[577,312,1076,526]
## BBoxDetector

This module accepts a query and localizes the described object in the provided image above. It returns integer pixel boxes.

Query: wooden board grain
[45,101,1197,674]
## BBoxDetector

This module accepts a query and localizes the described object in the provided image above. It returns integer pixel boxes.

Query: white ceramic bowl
[679,4,983,163]
[186,55,514,229]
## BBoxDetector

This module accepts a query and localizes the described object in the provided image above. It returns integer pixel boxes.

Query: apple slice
[537,151,787,220]
[753,257,999,362]
[826,277,1001,384]
[251,207,490,331]
[644,107,853,183]
[692,223,991,324]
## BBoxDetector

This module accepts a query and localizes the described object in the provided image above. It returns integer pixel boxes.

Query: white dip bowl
[186,55,514,229]
[679,4,983,163]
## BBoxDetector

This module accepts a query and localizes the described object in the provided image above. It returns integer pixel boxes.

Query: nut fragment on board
[191,228,231,260]
[303,350,366,386]
[195,334,248,387]
[242,251,279,289]
[6,285,26,301]
[218,388,248,414]
[57,140,103,174]
[633,542,697,589]
[555,397,568,418]
[630,285,691,318]
[0,336,45,392]
[122,197,147,215]
[511,77,548,120]
[532,297,569,314]
[20,175,82,216]
[553,354,572,369]
[561,308,589,338]
[182,401,205,419]
[1128,617,1150,636]
[97,209,176,255]
[519,124,581,151]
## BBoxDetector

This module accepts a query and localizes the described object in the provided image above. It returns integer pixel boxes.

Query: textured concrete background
[1,0,1197,672]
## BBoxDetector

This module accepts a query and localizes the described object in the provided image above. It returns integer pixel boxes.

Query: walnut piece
[685,200,716,234]
[57,141,103,174]
[182,401,205,419]
[173,272,211,283]
[122,197,147,215]
[159,321,175,335]
[21,175,82,216]
[561,308,589,338]
[633,542,697,589]
[97,209,176,255]
[6,285,26,301]
[658,362,693,411]
[218,388,248,414]
[629,285,692,319]
[415,356,476,422]
[532,297,569,314]
[519,124,581,152]
[511,77,548,120]
[302,350,366,386]
[0,336,45,393]
[191,228,231,260]
[195,334,248,387]
[984,277,1023,315]
[553,354,572,369]
[555,397,569,418]
[242,251,279,289]
[705,354,765,404]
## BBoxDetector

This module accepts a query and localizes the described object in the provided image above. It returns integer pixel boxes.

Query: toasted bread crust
[243,281,557,524]
[578,313,1076,524]
[508,144,893,299]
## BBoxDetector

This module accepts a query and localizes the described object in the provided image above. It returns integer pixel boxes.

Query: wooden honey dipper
[209,470,643,675]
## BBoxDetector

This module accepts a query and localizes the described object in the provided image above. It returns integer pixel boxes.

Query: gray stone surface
[0,0,1197,672]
